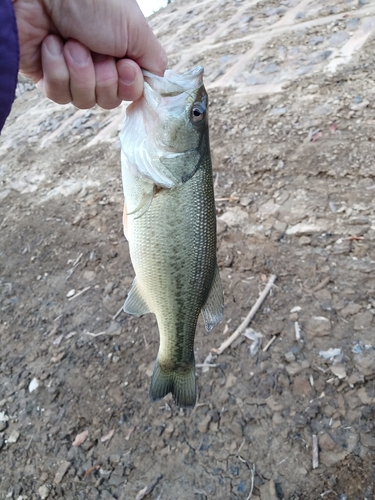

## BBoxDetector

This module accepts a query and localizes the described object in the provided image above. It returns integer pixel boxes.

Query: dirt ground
[1,0,375,499]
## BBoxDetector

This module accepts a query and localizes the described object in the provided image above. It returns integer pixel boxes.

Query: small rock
[353,311,373,330]
[340,303,362,318]
[29,377,39,393]
[329,31,350,46]
[54,461,71,484]
[0,420,8,432]
[38,485,50,500]
[240,196,252,207]
[285,360,310,376]
[354,350,375,378]
[319,432,340,452]
[265,395,284,412]
[330,365,346,379]
[104,282,115,294]
[299,236,311,246]
[217,218,227,235]
[284,351,296,363]
[357,387,374,404]
[8,430,20,443]
[286,223,323,236]
[259,479,278,500]
[83,270,96,281]
[304,316,331,337]
[66,289,75,298]
[198,414,212,434]
[292,375,313,396]
[309,35,324,45]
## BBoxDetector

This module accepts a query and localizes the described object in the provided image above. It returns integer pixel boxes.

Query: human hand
[13,0,167,109]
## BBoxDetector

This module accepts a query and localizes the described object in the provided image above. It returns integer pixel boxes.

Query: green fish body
[120,66,224,408]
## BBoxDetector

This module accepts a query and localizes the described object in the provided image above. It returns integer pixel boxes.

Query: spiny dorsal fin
[123,279,151,316]
[202,264,224,332]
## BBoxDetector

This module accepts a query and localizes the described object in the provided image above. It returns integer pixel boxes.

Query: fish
[120,66,224,408]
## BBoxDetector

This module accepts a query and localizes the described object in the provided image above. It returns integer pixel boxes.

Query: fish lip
[142,66,204,98]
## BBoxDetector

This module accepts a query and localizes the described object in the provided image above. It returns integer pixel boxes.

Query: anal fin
[202,264,224,331]
[123,279,151,316]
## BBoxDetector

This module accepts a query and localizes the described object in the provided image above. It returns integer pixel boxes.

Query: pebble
[38,485,50,500]
[285,360,309,376]
[353,311,373,330]
[340,303,362,318]
[304,316,331,337]
[354,350,375,378]
[54,461,71,484]
[259,479,278,500]
[330,365,347,379]
[309,35,324,45]
[8,430,20,443]
[286,223,323,236]
[198,414,212,433]
[292,375,313,397]
[29,377,39,393]
[66,289,75,298]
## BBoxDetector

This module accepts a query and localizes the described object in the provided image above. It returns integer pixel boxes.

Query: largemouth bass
[120,66,224,408]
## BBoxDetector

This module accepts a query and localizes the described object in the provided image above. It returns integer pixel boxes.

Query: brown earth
[1,0,375,499]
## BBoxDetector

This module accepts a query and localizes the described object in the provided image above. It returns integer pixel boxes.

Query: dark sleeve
[0,0,19,133]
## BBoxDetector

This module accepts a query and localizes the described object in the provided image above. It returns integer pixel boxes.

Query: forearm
[0,0,20,132]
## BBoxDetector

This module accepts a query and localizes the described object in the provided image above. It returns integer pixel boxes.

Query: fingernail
[67,44,90,66]
[120,65,136,85]
[45,36,63,57]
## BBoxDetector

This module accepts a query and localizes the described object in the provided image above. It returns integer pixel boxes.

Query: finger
[92,54,121,110]
[127,16,168,76]
[63,39,96,109]
[117,59,144,102]
[40,35,71,104]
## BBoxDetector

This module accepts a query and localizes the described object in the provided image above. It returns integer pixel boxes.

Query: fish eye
[191,104,205,123]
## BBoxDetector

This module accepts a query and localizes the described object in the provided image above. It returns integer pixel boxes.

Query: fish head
[121,66,209,189]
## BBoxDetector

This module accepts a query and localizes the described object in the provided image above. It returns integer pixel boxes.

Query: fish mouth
[142,66,204,98]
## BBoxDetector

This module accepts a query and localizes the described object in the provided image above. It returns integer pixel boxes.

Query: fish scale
[120,66,224,408]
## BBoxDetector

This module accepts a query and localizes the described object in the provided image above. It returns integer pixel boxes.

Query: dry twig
[262,335,277,352]
[212,274,277,355]
[312,434,319,469]
[68,286,91,301]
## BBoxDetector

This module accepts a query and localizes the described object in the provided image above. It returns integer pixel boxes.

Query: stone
[259,479,278,500]
[357,387,375,404]
[8,430,20,443]
[329,32,350,46]
[104,282,115,294]
[298,236,311,246]
[220,207,249,227]
[83,270,96,281]
[309,36,324,45]
[354,350,375,378]
[285,360,310,376]
[38,485,50,500]
[292,375,313,396]
[340,303,362,318]
[286,223,324,236]
[198,414,212,434]
[353,311,373,330]
[284,351,296,363]
[54,461,71,484]
[330,365,347,379]
[265,395,284,412]
[304,316,331,337]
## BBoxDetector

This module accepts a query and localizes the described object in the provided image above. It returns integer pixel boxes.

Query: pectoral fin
[127,187,154,220]
[123,279,151,316]
[160,149,200,185]
[202,264,224,331]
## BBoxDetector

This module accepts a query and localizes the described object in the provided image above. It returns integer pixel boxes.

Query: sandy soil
[1,0,375,499]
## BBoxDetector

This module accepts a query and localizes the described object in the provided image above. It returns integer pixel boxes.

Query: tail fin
[149,360,196,408]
